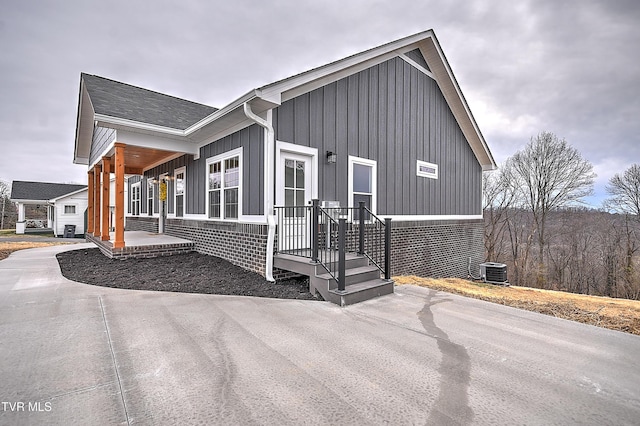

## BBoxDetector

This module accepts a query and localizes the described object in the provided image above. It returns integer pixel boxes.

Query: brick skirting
[126,217,296,280]
[86,232,194,259]
[389,219,484,278]
[124,216,484,280]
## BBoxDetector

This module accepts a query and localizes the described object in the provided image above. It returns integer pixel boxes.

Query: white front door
[277,152,312,251]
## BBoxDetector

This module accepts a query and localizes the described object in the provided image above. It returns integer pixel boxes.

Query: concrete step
[327,279,395,306]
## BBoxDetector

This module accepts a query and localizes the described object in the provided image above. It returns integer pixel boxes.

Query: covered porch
[86,142,193,257]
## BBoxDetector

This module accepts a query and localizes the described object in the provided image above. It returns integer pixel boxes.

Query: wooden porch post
[101,156,111,241]
[87,170,94,234]
[93,164,102,238]
[113,143,125,248]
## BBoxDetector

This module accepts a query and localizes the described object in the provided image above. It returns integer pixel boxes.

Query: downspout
[243,102,276,282]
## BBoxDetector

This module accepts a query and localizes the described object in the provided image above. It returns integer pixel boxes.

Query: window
[147,178,155,216]
[64,205,76,214]
[284,158,307,217]
[131,182,141,216]
[417,160,438,179]
[207,148,242,220]
[174,168,185,217]
[348,156,377,218]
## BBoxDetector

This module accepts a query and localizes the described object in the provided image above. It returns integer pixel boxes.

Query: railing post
[311,199,319,262]
[358,201,365,255]
[338,217,346,292]
[384,218,392,280]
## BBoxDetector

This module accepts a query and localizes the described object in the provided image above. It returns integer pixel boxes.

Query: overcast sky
[1,0,638,206]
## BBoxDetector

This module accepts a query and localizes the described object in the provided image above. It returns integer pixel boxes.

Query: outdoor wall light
[326,151,337,164]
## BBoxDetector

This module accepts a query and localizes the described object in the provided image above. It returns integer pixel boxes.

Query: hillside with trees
[484,132,640,300]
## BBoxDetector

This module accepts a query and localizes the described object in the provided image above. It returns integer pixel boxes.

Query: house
[73,30,497,302]
[10,181,87,237]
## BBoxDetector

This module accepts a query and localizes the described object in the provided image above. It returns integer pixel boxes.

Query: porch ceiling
[103,145,185,174]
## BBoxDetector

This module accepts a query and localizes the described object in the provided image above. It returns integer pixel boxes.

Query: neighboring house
[10,181,87,236]
[73,29,497,285]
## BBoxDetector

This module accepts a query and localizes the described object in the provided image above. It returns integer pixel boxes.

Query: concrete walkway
[1,245,639,425]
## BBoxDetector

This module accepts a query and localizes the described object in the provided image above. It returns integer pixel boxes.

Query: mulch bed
[56,248,318,300]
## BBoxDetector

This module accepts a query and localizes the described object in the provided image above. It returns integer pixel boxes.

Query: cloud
[1,0,639,205]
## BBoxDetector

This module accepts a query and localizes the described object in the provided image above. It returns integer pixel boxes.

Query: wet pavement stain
[419,291,474,425]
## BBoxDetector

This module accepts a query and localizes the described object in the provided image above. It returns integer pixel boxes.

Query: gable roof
[10,181,87,202]
[49,186,88,202]
[74,30,496,170]
[81,74,218,130]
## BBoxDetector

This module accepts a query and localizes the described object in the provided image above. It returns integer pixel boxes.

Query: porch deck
[87,231,194,259]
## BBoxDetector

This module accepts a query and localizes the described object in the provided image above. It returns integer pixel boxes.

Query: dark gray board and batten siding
[124,52,481,219]
[134,124,264,217]
[272,55,482,216]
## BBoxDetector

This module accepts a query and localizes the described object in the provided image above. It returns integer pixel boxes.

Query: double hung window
[131,182,141,216]
[348,156,377,219]
[175,168,185,217]
[147,179,154,215]
[207,148,242,220]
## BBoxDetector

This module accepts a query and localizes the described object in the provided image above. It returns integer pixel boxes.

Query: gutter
[243,102,276,282]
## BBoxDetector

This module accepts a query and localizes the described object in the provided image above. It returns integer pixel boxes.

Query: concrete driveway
[1,245,639,425]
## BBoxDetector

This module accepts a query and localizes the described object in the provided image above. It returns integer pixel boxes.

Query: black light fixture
[326,151,337,164]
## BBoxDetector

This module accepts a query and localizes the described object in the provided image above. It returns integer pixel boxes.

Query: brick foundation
[125,217,158,233]
[126,217,296,280]
[86,232,194,259]
[389,219,484,278]
[124,216,484,280]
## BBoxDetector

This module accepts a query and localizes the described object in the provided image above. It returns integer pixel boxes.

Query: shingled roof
[10,181,86,202]
[82,73,218,130]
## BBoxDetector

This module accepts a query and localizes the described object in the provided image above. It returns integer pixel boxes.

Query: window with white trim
[63,205,76,214]
[207,148,242,220]
[131,182,141,216]
[417,160,438,179]
[147,178,154,216]
[175,168,185,217]
[348,156,377,218]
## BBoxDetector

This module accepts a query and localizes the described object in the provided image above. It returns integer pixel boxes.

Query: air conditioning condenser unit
[479,262,509,285]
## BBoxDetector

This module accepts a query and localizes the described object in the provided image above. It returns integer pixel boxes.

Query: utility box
[479,262,508,285]
[63,224,76,238]
[320,201,341,221]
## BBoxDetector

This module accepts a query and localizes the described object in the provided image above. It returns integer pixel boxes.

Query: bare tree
[508,131,595,287]
[606,164,640,218]
[605,164,640,294]
[483,163,518,262]
[0,180,10,230]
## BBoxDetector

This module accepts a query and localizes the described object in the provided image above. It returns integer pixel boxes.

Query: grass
[395,276,640,336]
[0,241,67,260]
[0,229,54,237]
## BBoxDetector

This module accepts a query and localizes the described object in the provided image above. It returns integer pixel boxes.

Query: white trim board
[379,214,483,222]
[398,53,435,80]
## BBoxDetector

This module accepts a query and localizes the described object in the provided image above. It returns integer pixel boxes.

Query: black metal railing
[274,200,391,292]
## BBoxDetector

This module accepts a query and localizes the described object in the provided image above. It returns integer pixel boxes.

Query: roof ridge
[81,73,218,111]
[12,180,85,186]
[259,29,434,91]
